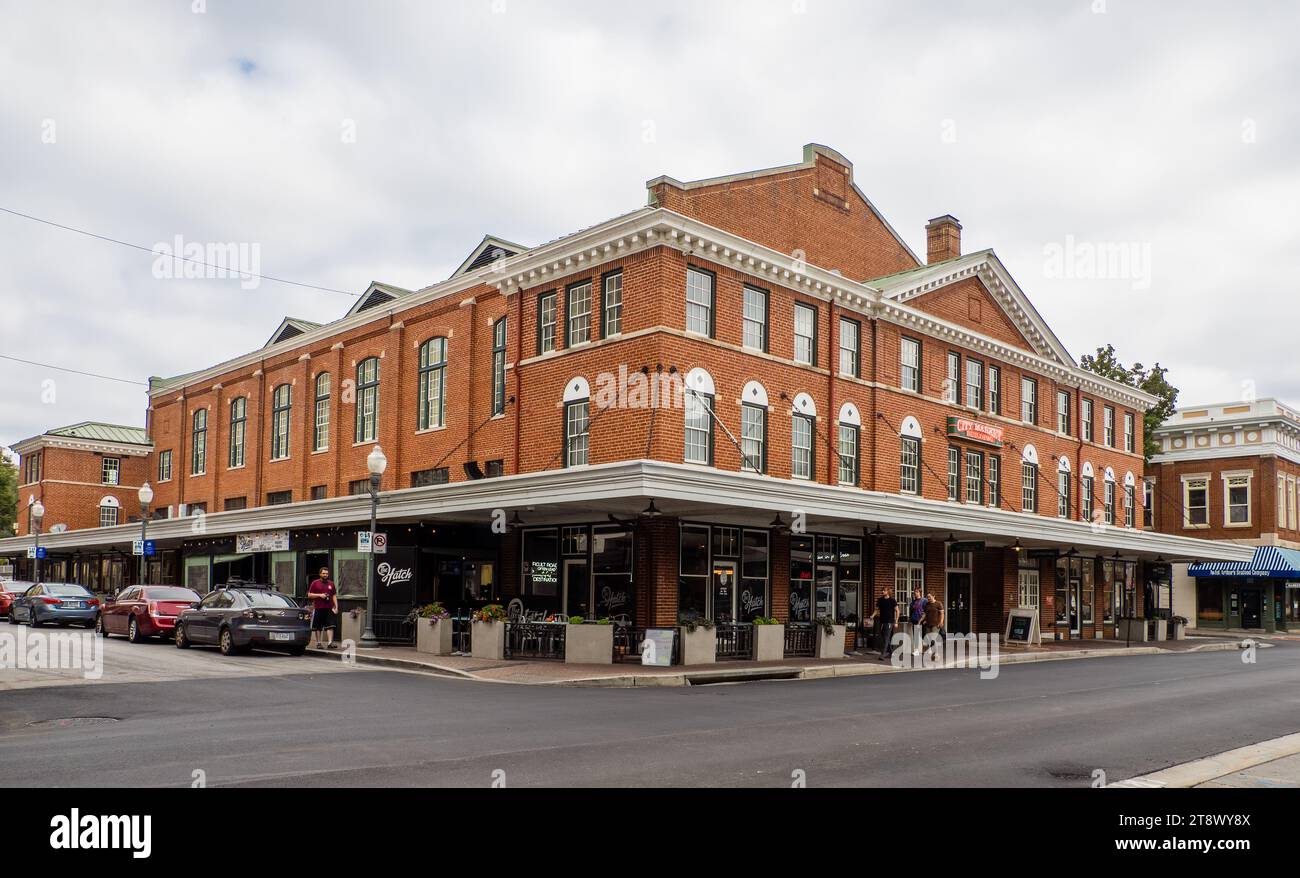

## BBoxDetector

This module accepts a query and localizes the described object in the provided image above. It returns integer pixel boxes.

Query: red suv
[97,585,202,642]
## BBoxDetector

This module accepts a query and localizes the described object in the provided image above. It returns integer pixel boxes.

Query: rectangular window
[1279,475,1287,528]
[1018,568,1040,610]
[900,437,920,495]
[792,415,814,480]
[1058,470,1071,519]
[1057,391,1071,435]
[355,358,380,444]
[100,505,118,528]
[565,400,590,467]
[410,468,449,488]
[988,365,1001,414]
[1082,476,1095,523]
[1022,462,1038,513]
[965,450,983,505]
[1105,481,1116,525]
[1104,406,1115,447]
[101,457,120,486]
[741,404,766,473]
[1125,485,1136,528]
[229,398,246,468]
[566,280,592,347]
[158,450,172,482]
[1081,398,1094,442]
[901,338,921,392]
[947,446,961,500]
[1144,480,1154,529]
[839,318,860,377]
[1123,412,1135,453]
[684,390,713,465]
[348,478,371,496]
[965,360,984,409]
[838,424,859,486]
[191,409,207,475]
[686,268,714,336]
[794,303,817,366]
[989,455,1001,507]
[311,485,329,501]
[313,373,331,452]
[538,291,557,354]
[1289,477,1297,529]
[270,385,291,461]
[224,497,248,512]
[1226,476,1250,525]
[267,491,292,506]
[743,286,767,351]
[602,271,623,338]
[492,318,507,416]
[1184,478,1208,526]
[1021,377,1037,423]
[485,460,505,478]
[946,352,960,403]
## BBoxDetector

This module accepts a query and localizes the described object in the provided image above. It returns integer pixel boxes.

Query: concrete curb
[1109,731,1300,788]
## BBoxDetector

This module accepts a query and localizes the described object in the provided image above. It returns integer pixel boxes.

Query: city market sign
[235,530,291,553]
[946,417,1004,448]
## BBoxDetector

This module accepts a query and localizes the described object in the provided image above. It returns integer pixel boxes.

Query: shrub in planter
[679,617,716,666]
[471,604,507,660]
[565,617,614,665]
[409,603,453,656]
[752,618,785,661]
[814,616,848,659]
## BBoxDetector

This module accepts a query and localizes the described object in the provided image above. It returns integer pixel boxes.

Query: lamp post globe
[31,501,45,584]
[138,481,154,507]
[137,482,153,586]
[367,444,388,476]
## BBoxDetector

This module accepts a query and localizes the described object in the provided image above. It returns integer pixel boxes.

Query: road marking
[1109,731,1300,788]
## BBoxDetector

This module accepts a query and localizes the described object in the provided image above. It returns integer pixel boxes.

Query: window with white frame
[894,562,924,610]
[538,291,557,354]
[686,268,714,336]
[684,388,713,465]
[158,449,172,482]
[1104,406,1115,447]
[965,449,983,505]
[313,372,331,452]
[1224,474,1251,526]
[101,457,120,486]
[565,399,590,467]
[792,414,814,480]
[989,455,1001,507]
[1018,567,1040,610]
[1183,477,1209,527]
[602,272,623,338]
[838,423,859,486]
[947,447,961,501]
[946,352,960,403]
[1278,475,1287,528]
[988,365,1001,414]
[1022,461,1038,513]
[1057,391,1071,435]
[794,303,817,366]
[839,318,860,377]
[1021,377,1037,423]
[355,357,380,444]
[270,384,292,461]
[1105,479,1116,525]
[191,408,207,475]
[417,339,447,431]
[966,360,983,409]
[567,280,592,347]
[1058,469,1071,519]
[228,397,246,468]
[1123,412,1135,453]
[99,502,119,529]
[901,338,921,392]
[492,318,507,416]
[1125,484,1136,528]
[1082,475,1095,522]
[742,286,767,351]
[741,403,766,473]
[1290,476,1298,530]
[1081,398,1094,442]
[900,436,920,495]
[1144,480,1154,529]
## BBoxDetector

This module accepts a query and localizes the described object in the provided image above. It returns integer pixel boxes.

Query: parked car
[0,580,35,620]
[175,584,311,656]
[97,585,202,642]
[9,583,101,628]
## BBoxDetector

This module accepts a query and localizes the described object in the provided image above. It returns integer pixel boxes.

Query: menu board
[641,629,676,667]
[1005,608,1041,645]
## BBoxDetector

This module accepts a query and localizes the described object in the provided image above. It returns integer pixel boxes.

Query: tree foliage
[0,449,16,537]
[1079,344,1179,461]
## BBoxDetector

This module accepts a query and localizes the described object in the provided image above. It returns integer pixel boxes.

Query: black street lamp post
[358,445,388,649]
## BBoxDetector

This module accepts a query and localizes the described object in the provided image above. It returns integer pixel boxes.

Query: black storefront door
[1241,588,1263,629]
[947,573,971,635]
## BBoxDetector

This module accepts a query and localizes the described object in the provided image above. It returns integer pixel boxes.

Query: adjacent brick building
[1,144,1247,650]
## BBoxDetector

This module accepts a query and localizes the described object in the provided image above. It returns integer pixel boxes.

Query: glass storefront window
[1197,580,1225,625]
[837,538,862,627]
[523,530,560,598]
[334,549,367,599]
[592,526,633,618]
[741,530,769,622]
[790,536,814,623]
[270,551,296,596]
[679,525,710,622]
[184,556,210,594]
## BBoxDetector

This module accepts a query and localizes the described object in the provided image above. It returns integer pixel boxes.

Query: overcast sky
[2,0,1297,451]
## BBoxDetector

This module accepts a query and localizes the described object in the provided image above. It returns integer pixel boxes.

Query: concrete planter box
[1118,619,1148,642]
[1171,622,1187,641]
[816,624,848,660]
[1151,619,1168,642]
[471,620,505,660]
[679,626,717,666]
[753,624,785,662]
[416,618,454,656]
[341,610,365,645]
[565,624,614,665]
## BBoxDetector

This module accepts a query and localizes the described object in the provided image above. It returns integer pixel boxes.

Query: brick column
[771,527,791,622]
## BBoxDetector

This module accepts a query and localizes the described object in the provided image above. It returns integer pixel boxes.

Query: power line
[0,206,361,299]
[0,353,148,387]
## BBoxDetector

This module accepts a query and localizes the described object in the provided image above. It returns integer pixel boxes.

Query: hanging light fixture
[640,500,663,519]
[770,513,788,533]
[509,512,525,528]
[1012,539,1024,554]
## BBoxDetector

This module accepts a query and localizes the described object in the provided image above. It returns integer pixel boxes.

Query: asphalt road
[2,636,1298,787]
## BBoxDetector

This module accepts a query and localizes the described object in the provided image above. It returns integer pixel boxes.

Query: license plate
[64,602,85,609]
[269,632,294,642]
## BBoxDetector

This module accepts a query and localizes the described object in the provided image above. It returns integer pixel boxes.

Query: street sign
[26,547,46,560]
[144,540,156,557]
[357,531,372,553]
[372,532,388,555]
[357,531,388,555]
[26,547,35,559]
[133,540,143,556]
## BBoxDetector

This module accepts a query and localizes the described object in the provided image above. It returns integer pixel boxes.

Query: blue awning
[1188,546,1300,578]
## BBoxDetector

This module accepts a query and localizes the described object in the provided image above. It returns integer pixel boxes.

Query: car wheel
[127,616,143,644]
[218,628,243,656]
[29,611,41,628]
[97,614,110,637]
[174,623,191,649]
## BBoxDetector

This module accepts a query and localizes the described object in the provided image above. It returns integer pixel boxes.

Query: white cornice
[10,436,152,458]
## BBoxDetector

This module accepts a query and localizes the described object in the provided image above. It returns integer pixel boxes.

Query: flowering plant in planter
[752,616,781,626]
[415,602,450,625]
[814,615,837,635]
[679,616,715,633]
[472,604,508,623]
[348,607,364,620]
[1172,615,1189,626]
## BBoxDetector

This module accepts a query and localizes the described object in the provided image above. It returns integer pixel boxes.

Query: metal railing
[372,613,415,646]
[714,623,753,661]
[504,621,567,661]
[784,624,816,658]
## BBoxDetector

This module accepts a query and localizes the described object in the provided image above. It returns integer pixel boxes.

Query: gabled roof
[451,235,529,279]
[46,422,149,446]
[264,317,322,348]
[343,281,414,319]
[867,249,1075,367]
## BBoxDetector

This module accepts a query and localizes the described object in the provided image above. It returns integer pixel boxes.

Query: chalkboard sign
[1004,608,1041,645]
[641,629,676,667]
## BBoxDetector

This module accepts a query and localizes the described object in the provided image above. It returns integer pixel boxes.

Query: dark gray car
[9,583,100,628]
[174,586,311,656]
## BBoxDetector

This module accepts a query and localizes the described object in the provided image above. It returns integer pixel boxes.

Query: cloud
[1,0,1297,445]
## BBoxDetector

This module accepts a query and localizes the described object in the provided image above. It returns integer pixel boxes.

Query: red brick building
[0,144,1247,648]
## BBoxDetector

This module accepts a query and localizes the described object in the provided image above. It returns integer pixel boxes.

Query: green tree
[0,448,16,537]
[1079,344,1179,461]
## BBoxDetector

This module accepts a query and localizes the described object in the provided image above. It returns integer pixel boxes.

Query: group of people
[872,587,946,660]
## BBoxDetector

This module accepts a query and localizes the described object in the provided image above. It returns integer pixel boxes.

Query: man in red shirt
[307,567,339,650]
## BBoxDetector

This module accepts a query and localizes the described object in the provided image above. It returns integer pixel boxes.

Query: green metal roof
[45,422,150,446]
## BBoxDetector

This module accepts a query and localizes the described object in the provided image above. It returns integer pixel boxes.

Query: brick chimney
[925,215,962,264]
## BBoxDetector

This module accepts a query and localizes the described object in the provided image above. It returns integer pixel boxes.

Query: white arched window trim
[741,380,769,408]
[563,376,591,403]
[839,402,861,427]
[1124,471,1137,488]
[1057,456,1071,474]
[685,367,715,397]
[1104,467,1117,483]
[1081,461,1095,478]
[1022,444,1039,466]
[791,392,817,418]
[99,496,121,509]
[900,416,923,440]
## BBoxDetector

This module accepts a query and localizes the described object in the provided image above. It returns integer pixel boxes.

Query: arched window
[838,403,861,486]
[791,393,817,481]
[740,381,768,474]
[417,339,447,431]
[491,319,508,416]
[355,357,380,443]
[1021,445,1039,513]
[1104,467,1117,525]
[270,384,292,461]
[191,408,208,475]
[684,368,715,466]
[313,373,331,452]
[563,377,591,468]
[900,416,922,495]
[228,397,247,468]
[1081,462,1096,522]
[99,496,120,529]
[1057,456,1072,519]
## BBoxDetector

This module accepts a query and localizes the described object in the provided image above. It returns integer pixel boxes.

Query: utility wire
[0,206,360,299]
[0,353,148,387]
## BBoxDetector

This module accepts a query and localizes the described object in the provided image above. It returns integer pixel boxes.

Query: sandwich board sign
[1005,608,1042,646]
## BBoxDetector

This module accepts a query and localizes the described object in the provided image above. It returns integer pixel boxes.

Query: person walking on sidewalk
[923,592,946,657]
[307,567,339,650]
[876,588,899,660]
[909,589,929,656]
